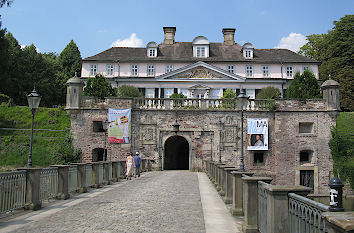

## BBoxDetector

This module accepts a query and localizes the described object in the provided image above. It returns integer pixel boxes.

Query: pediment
[157,61,245,82]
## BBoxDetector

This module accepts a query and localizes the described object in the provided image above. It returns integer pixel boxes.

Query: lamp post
[218,120,223,163]
[27,88,41,168]
[102,120,109,161]
[172,120,180,135]
[237,90,249,171]
[210,131,214,161]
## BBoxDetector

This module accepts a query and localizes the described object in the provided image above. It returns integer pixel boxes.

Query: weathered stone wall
[67,98,337,194]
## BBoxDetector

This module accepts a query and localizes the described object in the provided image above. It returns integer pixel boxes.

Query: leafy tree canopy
[58,40,81,80]
[299,15,354,111]
[169,93,186,98]
[84,74,116,100]
[116,85,143,98]
[285,70,321,100]
[222,89,237,99]
[256,87,281,99]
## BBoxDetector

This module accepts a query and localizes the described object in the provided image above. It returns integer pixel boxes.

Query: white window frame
[228,65,235,74]
[196,46,206,57]
[147,64,155,76]
[166,64,174,73]
[262,65,270,77]
[106,64,114,76]
[148,48,157,57]
[286,66,294,78]
[246,66,253,77]
[90,64,97,76]
[131,64,139,76]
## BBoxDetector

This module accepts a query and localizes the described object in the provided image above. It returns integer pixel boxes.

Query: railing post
[223,168,239,204]
[230,171,254,215]
[51,165,70,200]
[214,163,225,189]
[103,162,111,185]
[120,161,126,178]
[90,162,102,188]
[264,185,311,233]
[111,161,119,182]
[219,166,235,196]
[71,163,87,193]
[18,168,42,210]
[242,176,273,233]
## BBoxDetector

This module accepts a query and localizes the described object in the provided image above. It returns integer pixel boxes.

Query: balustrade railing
[133,98,274,111]
[40,168,58,201]
[68,166,78,193]
[85,164,93,187]
[258,181,268,233]
[289,193,329,233]
[0,171,26,214]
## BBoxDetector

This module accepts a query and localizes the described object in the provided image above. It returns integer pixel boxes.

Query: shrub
[169,93,186,98]
[285,70,321,100]
[256,87,281,99]
[83,74,116,100]
[116,85,143,98]
[0,93,11,105]
[50,134,82,165]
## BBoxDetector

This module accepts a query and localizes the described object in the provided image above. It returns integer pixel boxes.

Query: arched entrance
[164,135,189,170]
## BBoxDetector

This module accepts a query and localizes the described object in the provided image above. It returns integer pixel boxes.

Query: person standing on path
[134,152,142,178]
[126,153,135,180]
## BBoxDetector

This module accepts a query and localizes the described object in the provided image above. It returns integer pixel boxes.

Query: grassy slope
[0,104,70,170]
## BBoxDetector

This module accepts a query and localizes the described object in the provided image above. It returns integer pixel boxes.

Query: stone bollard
[18,168,42,210]
[218,166,235,196]
[119,161,126,178]
[214,163,225,189]
[230,171,254,215]
[51,165,70,200]
[262,183,312,233]
[102,162,111,185]
[322,212,354,233]
[328,177,344,212]
[71,163,87,193]
[223,167,239,204]
[111,161,120,182]
[241,176,273,233]
[90,162,102,188]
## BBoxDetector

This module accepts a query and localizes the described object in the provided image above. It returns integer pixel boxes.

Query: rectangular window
[147,65,155,76]
[196,46,206,57]
[300,170,314,192]
[138,88,146,97]
[263,66,270,77]
[299,122,314,134]
[245,50,251,58]
[149,49,156,57]
[131,64,138,76]
[106,64,114,76]
[166,64,174,73]
[93,121,104,132]
[254,152,264,165]
[160,88,165,98]
[154,88,159,98]
[174,88,178,94]
[246,66,253,77]
[90,64,97,76]
[228,65,235,74]
[286,66,293,77]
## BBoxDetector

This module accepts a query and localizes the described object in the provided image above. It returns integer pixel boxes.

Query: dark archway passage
[164,136,189,170]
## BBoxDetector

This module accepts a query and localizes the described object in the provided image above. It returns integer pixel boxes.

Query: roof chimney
[222,28,236,45]
[163,27,176,44]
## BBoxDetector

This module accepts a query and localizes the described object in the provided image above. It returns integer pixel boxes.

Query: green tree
[169,93,186,98]
[51,134,82,165]
[222,89,237,99]
[286,70,320,100]
[256,87,281,99]
[116,85,143,98]
[299,15,354,111]
[84,74,116,100]
[58,40,81,80]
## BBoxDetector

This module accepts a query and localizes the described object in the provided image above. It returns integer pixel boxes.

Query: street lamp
[218,120,223,163]
[210,131,214,161]
[27,87,41,168]
[172,120,180,134]
[237,90,249,171]
[102,120,109,161]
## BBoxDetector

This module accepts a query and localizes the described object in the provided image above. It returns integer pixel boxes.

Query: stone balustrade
[203,160,352,233]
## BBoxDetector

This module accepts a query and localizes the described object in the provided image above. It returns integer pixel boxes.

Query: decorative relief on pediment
[178,68,222,79]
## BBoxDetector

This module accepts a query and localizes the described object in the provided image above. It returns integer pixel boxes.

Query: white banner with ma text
[247,118,268,150]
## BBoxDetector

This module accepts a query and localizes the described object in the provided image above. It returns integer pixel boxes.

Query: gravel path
[5,171,205,233]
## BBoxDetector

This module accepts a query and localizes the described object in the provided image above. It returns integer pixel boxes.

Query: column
[18,168,42,210]
[231,171,254,215]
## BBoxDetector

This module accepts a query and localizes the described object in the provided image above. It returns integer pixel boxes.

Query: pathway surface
[0,171,242,233]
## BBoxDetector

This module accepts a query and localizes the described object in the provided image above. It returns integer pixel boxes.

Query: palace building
[80,27,319,99]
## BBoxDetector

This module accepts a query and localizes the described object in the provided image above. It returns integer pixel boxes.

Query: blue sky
[1,0,353,58]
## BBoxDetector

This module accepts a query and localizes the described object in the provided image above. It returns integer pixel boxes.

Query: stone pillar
[231,171,254,215]
[224,168,239,204]
[242,176,273,233]
[18,168,42,210]
[219,166,235,196]
[71,163,87,193]
[214,163,225,189]
[51,165,70,200]
[322,212,354,233]
[111,161,119,182]
[264,185,311,233]
[120,161,126,178]
[103,162,111,185]
[91,162,102,188]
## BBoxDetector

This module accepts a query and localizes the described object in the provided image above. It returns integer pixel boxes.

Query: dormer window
[146,41,158,58]
[192,36,210,58]
[242,42,254,59]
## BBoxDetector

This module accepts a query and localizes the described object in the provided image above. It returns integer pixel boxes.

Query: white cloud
[111,33,143,47]
[20,44,40,53]
[275,33,307,52]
